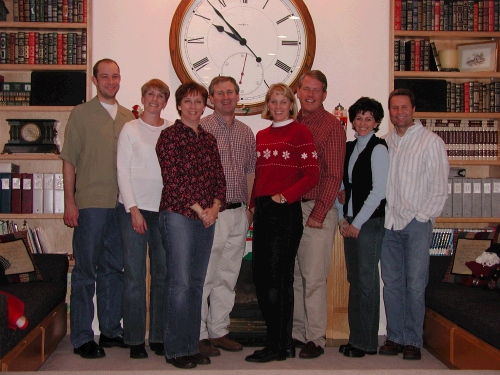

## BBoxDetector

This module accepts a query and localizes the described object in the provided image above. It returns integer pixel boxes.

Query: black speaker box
[30,71,86,106]
[394,78,447,112]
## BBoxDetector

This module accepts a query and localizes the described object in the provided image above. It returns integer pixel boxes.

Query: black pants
[252,196,303,351]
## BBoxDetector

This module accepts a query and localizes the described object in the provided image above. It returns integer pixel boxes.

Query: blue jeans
[117,203,167,346]
[343,216,384,352]
[159,211,214,359]
[381,218,432,348]
[70,206,124,348]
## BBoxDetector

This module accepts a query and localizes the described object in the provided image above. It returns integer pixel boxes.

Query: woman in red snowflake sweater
[245,83,319,363]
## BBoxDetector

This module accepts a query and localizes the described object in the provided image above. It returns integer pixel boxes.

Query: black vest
[343,135,387,220]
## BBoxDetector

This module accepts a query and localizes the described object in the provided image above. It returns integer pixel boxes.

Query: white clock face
[21,123,42,142]
[173,0,314,114]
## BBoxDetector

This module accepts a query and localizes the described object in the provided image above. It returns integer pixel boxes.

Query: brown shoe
[209,334,243,352]
[199,339,220,357]
[379,340,404,356]
[403,345,421,360]
[299,341,324,359]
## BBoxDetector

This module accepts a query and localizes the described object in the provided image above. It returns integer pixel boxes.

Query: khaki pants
[200,206,248,340]
[293,202,337,347]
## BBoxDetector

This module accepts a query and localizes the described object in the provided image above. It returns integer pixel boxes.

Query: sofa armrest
[32,254,69,283]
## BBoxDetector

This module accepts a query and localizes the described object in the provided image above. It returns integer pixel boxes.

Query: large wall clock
[170,0,316,115]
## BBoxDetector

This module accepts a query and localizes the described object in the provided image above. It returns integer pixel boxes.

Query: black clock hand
[207,0,243,40]
[208,1,262,62]
[213,24,241,43]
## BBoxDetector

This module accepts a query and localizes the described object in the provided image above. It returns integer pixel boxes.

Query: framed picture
[451,238,492,275]
[457,41,498,72]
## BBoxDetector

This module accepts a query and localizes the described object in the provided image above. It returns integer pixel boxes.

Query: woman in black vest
[336,97,389,358]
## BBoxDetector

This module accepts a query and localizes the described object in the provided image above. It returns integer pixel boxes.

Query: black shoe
[245,347,281,363]
[344,346,378,357]
[166,355,197,369]
[339,343,352,353]
[99,333,128,348]
[292,338,307,348]
[191,353,211,365]
[74,341,106,359]
[149,342,165,356]
[130,343,148,359]
[277,346,296,360]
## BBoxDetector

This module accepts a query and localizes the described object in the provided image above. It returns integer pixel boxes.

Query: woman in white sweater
[117,79,172,359]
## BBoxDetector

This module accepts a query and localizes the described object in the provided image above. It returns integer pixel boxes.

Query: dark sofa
[424,255,500,369]
[0,253,68,372]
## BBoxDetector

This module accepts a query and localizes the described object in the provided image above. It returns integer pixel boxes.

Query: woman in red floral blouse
[155,82,226,370]
[245,83,319,363]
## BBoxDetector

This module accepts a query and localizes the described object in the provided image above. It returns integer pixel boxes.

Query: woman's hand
[130,207,147,235]
[346,225,360,239]
[339,219,349,237]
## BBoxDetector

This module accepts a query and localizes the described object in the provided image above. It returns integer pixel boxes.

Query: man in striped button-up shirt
[379,88,449,361]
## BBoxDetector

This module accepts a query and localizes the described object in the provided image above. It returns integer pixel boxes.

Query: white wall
[90,0,390,335]
[92,0,390,139]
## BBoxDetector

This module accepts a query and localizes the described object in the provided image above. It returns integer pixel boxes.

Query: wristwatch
[280,194,287,204]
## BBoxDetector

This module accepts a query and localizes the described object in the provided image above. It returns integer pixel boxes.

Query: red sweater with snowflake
[250,120,319,207]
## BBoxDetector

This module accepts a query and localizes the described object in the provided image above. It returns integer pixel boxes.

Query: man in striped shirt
[379,88,449,361]
[198,76,256,357]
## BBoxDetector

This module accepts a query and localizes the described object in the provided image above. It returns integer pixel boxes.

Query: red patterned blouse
[156,119,226,220]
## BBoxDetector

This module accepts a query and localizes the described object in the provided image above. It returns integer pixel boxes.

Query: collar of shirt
[174,118,207,137]
[213,111,235,129]
[297,105,327,125]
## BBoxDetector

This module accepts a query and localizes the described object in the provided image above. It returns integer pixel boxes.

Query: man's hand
[337,190,346,205]
[63,202,79,228]
[305,217,323,229]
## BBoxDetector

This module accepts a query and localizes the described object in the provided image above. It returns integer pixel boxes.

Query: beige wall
[92,0,390,140]
[90,0,390,336]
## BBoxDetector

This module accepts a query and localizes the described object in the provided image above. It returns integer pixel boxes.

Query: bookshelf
[0,0,93,254]
[390,0,500,226]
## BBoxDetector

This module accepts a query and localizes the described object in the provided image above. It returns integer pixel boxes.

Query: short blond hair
[141,79,170,100]
[261,83,298,120]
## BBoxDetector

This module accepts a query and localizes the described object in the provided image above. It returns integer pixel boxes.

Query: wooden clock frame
[169,0,316,116]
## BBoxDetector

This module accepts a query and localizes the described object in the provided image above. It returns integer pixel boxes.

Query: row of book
[402,78,500,113]
[445,81,500,113]
[430,228,454,255]
[0,167,64,215]
[0,219,50,254]
[10,0,87,23]
[441,178,500,218]
[394,0,500,31]
[429,227,497,255]
[0,81,31,106]
[0,31,87,65]
[419,118,498,160]
[394,39,442,71]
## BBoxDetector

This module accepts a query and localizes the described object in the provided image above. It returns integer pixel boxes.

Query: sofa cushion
[426,281,500,350]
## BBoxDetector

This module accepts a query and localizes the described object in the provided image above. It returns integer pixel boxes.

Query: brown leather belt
[301,198,313,203]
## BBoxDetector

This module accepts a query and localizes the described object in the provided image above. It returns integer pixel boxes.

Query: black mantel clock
[3,119,59,154]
